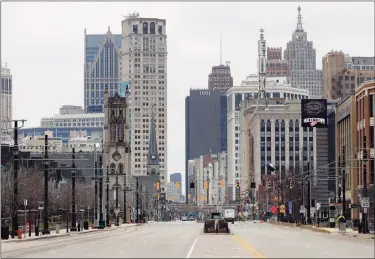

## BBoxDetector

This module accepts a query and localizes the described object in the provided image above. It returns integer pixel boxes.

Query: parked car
[182,216,188,221]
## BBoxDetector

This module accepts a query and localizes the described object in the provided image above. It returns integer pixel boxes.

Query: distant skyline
[2,2,374,195]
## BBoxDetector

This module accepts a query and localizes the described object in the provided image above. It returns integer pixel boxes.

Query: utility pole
[342,146,346,218]
[307,160,311,225]
[11,119,26,238]
[99,155,104,228]
[94,160,98,227]
[136,177,140,223]
[361,136,368,233]
[70,148,77,231]
[106,166,110,227]
[42,135,50,235]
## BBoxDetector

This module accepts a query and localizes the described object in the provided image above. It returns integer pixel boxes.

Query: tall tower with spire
[147,104,160,176]
[103,83,131,222]
[284,6,322,98]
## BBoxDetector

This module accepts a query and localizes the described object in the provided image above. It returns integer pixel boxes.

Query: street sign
[316,203,321,211]
[24,199,27,206]
[361,197,369,208]
[38,201,44,210]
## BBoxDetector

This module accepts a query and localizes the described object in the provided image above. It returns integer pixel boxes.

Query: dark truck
[203,212,230,234]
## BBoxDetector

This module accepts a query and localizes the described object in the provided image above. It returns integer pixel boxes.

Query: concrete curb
[1,233,71,243]
[1,224,141,243]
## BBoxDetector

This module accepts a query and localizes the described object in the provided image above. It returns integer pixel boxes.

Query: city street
[1,221,374,258]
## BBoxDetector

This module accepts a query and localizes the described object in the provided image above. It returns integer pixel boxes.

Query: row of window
[133,22,163,35]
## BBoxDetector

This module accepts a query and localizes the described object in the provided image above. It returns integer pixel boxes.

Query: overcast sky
[2,2,374,192]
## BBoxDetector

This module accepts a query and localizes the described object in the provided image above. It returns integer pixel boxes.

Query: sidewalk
[1,223,139,243]
[269,221,375,239]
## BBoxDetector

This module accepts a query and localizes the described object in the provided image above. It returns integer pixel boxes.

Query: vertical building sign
[301,99,328,128]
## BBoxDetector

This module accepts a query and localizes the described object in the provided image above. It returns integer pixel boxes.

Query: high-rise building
[208,63,233,94]
[226,78,309,201]
[322,51,375,99]
[170,172,182,195]
[84,28,122,113]
[185,89,227,201]
[284,6,322,98]
[120,13,168,193]
[1,63,12,145]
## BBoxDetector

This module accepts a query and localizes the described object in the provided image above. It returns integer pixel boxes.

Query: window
[150,22,155,34]
[133,25,138,34]
[143,22,148,34]
[158,25,163,34]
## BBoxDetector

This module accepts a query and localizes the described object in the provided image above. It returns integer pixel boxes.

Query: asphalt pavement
[1,221,373,258]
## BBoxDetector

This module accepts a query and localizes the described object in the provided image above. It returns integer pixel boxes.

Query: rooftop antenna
[220,37,223,65]
[296,6,304,32]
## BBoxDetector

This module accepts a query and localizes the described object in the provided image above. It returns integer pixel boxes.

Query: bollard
[18,228,22,239]
[56,225,60,234]
[35,219,39,236]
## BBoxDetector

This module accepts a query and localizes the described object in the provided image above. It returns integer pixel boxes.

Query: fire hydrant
[18,228,22,239]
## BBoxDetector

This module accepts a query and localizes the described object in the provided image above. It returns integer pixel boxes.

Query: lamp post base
[42,229,50,235]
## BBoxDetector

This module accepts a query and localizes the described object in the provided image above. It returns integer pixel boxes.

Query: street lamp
[70,148,77,231]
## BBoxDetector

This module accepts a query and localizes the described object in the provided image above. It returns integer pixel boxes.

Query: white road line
[186,237,199,258]
[120,251,124,254]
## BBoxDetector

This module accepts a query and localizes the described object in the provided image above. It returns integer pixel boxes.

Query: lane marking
[233,234,266,258]
[233,235,257,258]
[186,237,199,258]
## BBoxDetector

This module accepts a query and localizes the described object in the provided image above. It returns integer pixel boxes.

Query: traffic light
[236,182,240,188]
[289,180,293,189]
[204,181,208,189]
[175,182,180,189]
[156,181,160,191]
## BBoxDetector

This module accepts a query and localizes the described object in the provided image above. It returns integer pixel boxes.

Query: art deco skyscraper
[284,6,322,98]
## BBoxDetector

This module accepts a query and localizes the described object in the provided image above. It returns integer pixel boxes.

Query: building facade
[354,80,374,231]
[120,13,168,193]
[266,47,289,77]
[322,51,375,99]
[170,172,182,196]
[208,63,233,94]
[335,92,356,220]
[41,105,104,128]
[187,152,227,206]
[226,81,309,201]
[185,89,227,202]
[84,28,122,113]
[284,7,322,98]
[1,64,12,145]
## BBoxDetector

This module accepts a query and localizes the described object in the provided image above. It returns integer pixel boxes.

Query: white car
[182,216,188,221]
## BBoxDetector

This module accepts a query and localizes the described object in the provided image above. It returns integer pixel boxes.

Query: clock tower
[103,84,131,223]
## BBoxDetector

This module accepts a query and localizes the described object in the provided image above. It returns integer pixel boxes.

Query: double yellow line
[232,233,266,258]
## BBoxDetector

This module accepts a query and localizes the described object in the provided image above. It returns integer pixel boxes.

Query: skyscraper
[284,6,322,98]
[1,63,12,145]
[120,13,168,193]
[208,63,233,94]
[84,28,122,113]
